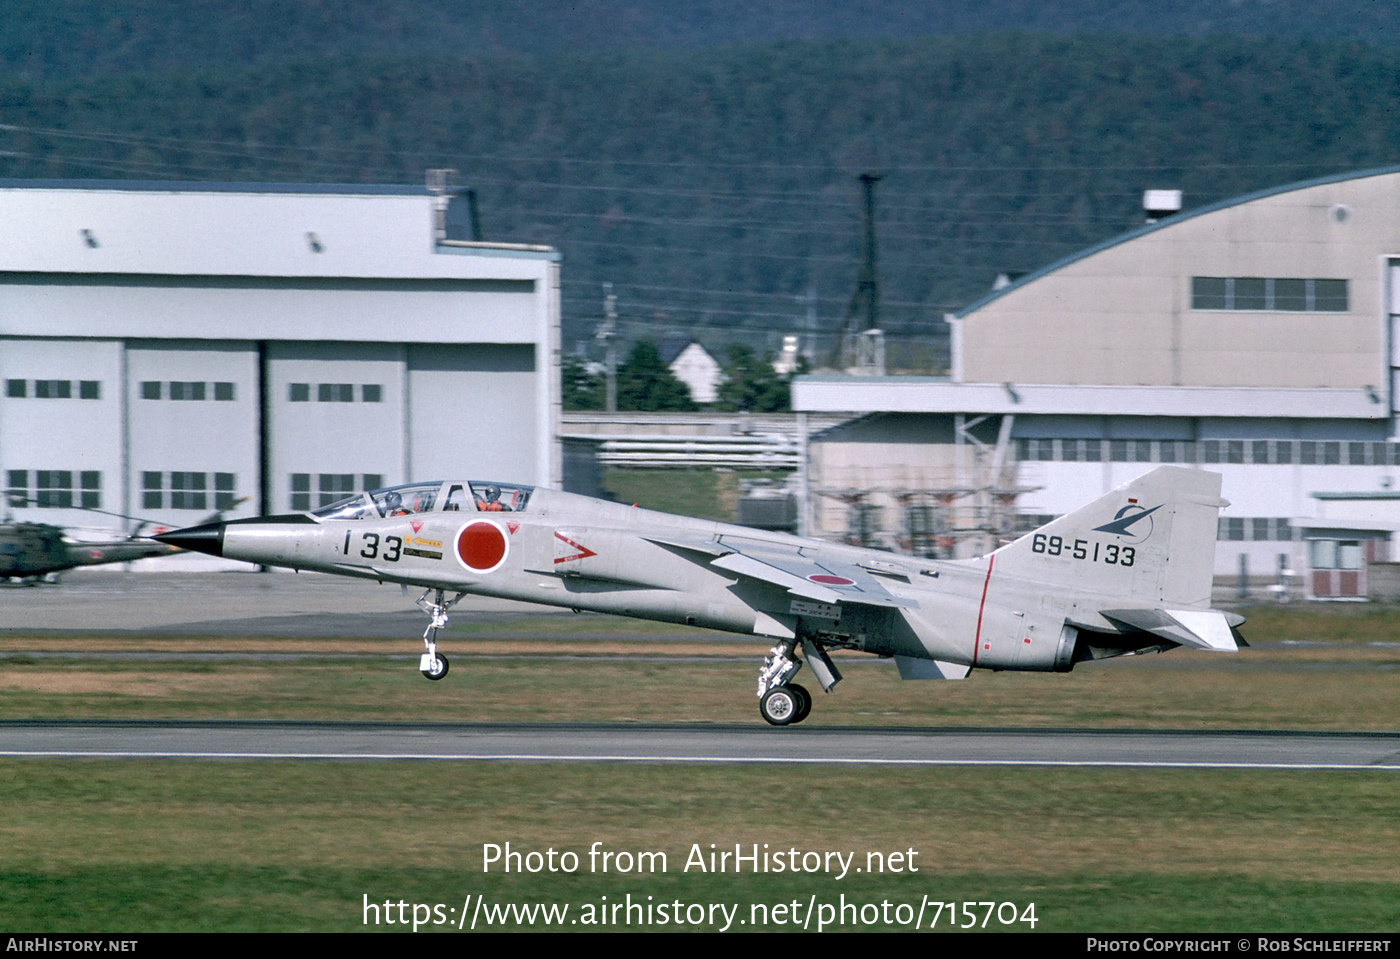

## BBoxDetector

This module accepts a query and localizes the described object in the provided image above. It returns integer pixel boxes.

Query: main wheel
[787,683,812,724]
[421,653,450,680]
[759,686,800,726]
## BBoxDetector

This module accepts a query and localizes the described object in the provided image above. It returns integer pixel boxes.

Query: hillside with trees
[7,1,1400,78]
[3,30,1400,369]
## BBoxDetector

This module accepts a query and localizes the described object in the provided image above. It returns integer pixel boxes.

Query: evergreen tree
[716,343,790,413]
[561,354,605,411]
[617,341,696,412]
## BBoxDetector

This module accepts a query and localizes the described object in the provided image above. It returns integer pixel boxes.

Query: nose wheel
[421,652,450,680]
[416,587,466,681]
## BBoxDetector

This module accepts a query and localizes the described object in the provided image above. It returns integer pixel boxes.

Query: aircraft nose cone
[153,522,226,558]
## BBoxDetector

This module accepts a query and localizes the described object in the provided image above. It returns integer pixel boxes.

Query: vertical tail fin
[991,466,1225,609]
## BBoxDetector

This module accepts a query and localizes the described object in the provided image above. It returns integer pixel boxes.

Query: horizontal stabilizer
[894,656,971,680]
[1101,608,1240,652]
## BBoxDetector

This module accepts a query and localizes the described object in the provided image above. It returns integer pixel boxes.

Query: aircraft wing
[646,534,918,609]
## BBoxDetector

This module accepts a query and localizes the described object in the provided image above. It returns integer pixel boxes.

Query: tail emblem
[1093,503,1162,541]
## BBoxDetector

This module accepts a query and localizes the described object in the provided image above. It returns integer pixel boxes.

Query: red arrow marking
[553,531,597,564]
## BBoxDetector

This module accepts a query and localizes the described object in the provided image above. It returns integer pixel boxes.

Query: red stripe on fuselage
[972,553,995,668]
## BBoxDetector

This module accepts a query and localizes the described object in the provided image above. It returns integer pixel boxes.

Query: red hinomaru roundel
[455,520,510,573]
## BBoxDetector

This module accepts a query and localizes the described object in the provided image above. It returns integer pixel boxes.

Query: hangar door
[407,344,538,486]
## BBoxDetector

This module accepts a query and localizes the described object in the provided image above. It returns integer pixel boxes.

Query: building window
[143,472,163,509]
[1219,517,1293,542]
[215,473,237,510]
[290,473,312,511]
[1219,517,1245,541]
[318,473,355,507]
[36,471,73,508]
[8,379,102,399]
[6,471,27,507]
[289,383,310,402]
[2,470,99,509]
[1192,277,1349,312]
[170,472,207,510]
[80,471,100,509]
[143,472,225,510]
[214,382,236,401]
[291,472,382,511]
[318,383,354,403]
[362,384,383,403]
[169,381,206,401]
[141,381,162,400]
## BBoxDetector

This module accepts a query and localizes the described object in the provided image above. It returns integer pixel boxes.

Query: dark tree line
[4,32,1400,371]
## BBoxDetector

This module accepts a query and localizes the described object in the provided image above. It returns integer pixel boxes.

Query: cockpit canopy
[309,481,533,521]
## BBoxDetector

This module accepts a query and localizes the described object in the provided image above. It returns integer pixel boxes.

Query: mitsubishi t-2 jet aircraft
[155,466,1244,725]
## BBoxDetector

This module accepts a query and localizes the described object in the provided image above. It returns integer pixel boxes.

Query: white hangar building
[795,166,1400,599]
[0,180,560,563]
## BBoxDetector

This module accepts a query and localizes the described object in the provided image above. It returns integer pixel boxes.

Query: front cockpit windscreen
[371,483,439,517]
[310,493,377,521]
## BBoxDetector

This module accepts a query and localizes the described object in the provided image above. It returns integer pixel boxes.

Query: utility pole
[802,285,817,369]
[833,172,883,371]
[597,282,618,413]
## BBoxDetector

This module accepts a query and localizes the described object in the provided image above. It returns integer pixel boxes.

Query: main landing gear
[756,640,839,726]
[416,587,466,680]
[760,682,811,726]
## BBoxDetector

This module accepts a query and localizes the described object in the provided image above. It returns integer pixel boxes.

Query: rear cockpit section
[457,482,532,513]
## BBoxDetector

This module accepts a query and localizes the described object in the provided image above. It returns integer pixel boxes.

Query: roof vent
[1143,189,1182,222]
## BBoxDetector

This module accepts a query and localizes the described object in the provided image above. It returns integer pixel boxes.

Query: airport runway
[4,722,1400,769]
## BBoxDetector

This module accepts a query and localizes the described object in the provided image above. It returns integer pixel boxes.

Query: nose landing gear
[416,587,466,680]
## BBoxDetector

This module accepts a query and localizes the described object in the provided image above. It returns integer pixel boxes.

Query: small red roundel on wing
[808,573,855,586]
[455,520,509,573]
